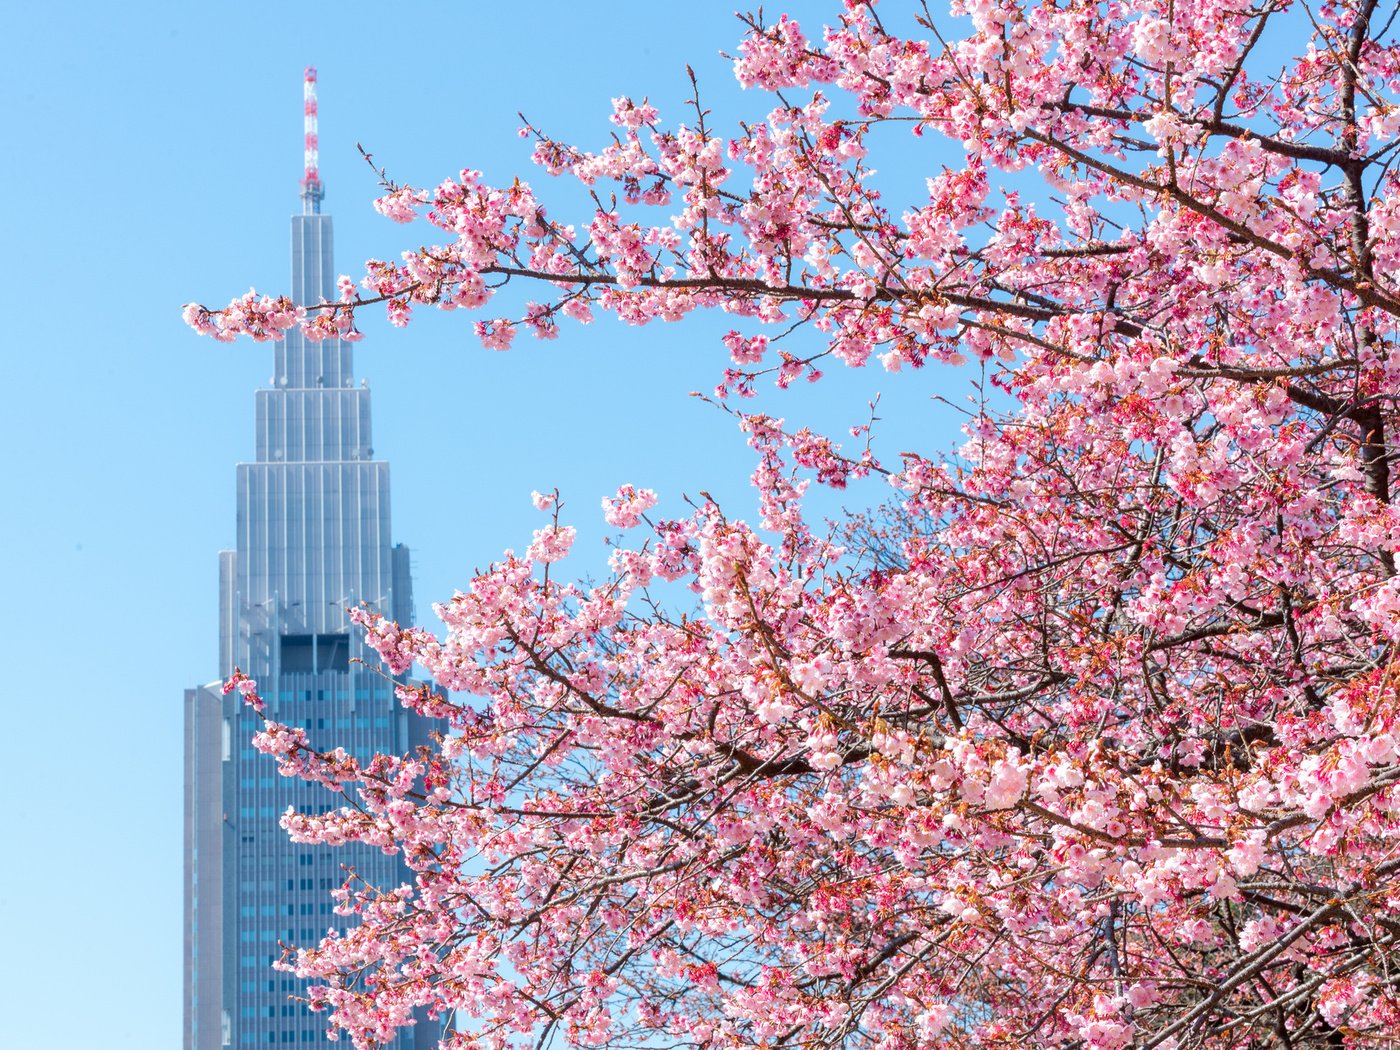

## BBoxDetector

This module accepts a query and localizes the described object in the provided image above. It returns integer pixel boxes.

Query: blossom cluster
[200,1,1400,1048]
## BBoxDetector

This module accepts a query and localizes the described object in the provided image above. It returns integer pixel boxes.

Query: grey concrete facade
[185,178,433,1050]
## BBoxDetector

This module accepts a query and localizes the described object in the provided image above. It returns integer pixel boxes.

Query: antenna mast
[300,66,323,214]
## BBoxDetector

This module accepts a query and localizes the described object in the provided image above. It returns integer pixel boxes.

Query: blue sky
[0,3,967,1045]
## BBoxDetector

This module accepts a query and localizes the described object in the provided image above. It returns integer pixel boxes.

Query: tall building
[185,68,432,1050]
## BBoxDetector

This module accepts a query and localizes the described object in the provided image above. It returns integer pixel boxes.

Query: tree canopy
[195,1,1400,1046]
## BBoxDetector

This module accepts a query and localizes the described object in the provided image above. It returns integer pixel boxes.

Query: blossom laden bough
[197,1,1400,1047]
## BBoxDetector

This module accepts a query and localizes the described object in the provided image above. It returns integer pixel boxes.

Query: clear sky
[0,3,966,1045]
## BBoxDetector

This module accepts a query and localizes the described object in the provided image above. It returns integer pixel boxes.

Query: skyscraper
[185,68,432,1050]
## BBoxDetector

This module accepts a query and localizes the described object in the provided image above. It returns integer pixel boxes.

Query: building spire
[300,66,323,214]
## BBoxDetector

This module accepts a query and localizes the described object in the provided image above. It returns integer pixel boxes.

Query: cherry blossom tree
[193,1,1400,1046]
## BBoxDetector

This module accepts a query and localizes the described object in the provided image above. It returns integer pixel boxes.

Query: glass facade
[185,178,433,1050]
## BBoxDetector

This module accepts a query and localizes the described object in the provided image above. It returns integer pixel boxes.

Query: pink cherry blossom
[195,2,1400,1047]
[600,484,657,529]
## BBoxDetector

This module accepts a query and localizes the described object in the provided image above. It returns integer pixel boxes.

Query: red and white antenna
[301,66,323,212]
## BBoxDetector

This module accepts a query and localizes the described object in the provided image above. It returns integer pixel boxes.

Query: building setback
[185,68,432,1050]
